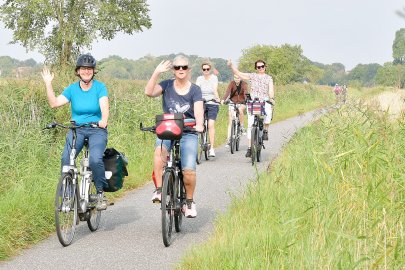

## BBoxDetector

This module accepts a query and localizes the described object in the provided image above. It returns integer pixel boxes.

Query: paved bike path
[0,108,328,270]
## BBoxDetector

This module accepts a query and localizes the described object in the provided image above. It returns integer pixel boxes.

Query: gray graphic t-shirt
[159,79,203,119]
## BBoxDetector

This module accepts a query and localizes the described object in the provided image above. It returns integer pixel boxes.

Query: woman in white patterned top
[227,59,275,158]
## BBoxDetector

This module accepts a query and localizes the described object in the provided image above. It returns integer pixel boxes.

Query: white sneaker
[151,189,162,203]
[225,140,230,148]
[209,149,216,157]
[184,202,197,218]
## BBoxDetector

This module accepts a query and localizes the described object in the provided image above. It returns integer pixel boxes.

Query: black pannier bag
[103,148,128,192]
[155,113,184,140]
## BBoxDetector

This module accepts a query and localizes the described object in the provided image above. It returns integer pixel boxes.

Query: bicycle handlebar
[203,98,220,104]
[43,121,99,130]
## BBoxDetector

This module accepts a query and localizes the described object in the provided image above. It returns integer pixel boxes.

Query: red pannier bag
[155,113,184,140]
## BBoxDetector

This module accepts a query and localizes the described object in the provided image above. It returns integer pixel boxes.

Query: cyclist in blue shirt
[41,54,110,210]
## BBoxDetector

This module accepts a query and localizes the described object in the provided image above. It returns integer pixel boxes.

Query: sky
[0,0,404,70]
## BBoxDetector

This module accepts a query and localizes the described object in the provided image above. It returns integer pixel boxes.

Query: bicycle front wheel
[235,122,241,151]
[256,130,262,162]
[87,180,101,231]
[203,128,210,160]
[161,170,175,247]
[230,120,236,154]
[251,127,258,166]
[55,172,77,247]
[175,177,185,232]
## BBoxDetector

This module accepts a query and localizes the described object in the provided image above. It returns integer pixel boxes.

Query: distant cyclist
[195,61,220,157]
[333,83,342,102]
[144,55,204,218]
[221,75,248,146]
[227,59,275,158]
[41,54,110,210]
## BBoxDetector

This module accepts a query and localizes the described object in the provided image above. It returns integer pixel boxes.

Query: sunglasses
[202,68,210,71]
[256,65,265,70]
[173,65,188,70]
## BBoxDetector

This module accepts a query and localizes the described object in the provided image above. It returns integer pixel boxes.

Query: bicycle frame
[229,102,243,153]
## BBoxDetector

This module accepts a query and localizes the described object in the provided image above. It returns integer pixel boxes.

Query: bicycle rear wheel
[196,133,203,164]
[230,120,236,154]
[87,180,101,231]
[175,177,185,232]
[55,172,77,247]
[161,170,175,247]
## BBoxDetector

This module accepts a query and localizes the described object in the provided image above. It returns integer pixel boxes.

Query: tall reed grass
[178,100,404,269]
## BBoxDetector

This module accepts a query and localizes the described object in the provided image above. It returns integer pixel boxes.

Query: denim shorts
[205,104,219,120]
[155,132,198,171]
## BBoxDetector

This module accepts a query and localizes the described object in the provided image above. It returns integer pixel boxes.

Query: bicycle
[140,120,195,247]
[196,99,220,164]
[44,121,103,246]
[224,100,243,154]
[246,99,267,165]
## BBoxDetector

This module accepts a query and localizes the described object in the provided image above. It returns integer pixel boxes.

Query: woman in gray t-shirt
[195,61,220,157]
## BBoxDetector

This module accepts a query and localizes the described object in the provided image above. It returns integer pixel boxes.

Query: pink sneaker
[184,202,197,218]
[151,189,161,203]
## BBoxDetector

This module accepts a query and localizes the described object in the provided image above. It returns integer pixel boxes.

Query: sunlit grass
[178,99,404,269]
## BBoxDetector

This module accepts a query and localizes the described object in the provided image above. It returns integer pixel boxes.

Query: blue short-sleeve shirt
[62,80,108,124]
[159,79,203,119]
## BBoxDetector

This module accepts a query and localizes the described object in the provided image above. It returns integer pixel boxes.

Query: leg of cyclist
[238,104,246,133]
[179,133,198,218]
[87,127,108,210]
[262,102,273,141]
[206,104,219,157]
[245,113,254,157]
[151,139,170,203]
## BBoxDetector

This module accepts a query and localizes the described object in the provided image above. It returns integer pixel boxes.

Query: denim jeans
[61,127,108,193]
[155,132,198,171]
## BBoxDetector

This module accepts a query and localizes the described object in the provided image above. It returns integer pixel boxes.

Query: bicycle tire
[257,129,262,162]
[203,128,210,160]
[251,127,257,166]
[196,133,203,165]
[175,177,185,232]
[87,180,101,231]
[55,172,77,247]
[230,120,236,154]
[161,170,175,247]
[235,122,241,151]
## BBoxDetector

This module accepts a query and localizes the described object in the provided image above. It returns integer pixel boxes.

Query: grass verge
[178,98,404,269]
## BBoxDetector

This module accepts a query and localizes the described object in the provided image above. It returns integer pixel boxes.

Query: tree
[392,28,405,64]
[237,44,313,85]
[347,63,382,87]
[0,0,151,67]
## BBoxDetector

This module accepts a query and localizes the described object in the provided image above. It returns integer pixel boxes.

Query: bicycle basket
[247,101,266,115]
[155,113,184,140]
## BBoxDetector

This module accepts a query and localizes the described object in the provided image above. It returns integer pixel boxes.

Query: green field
[0,77,391,261]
